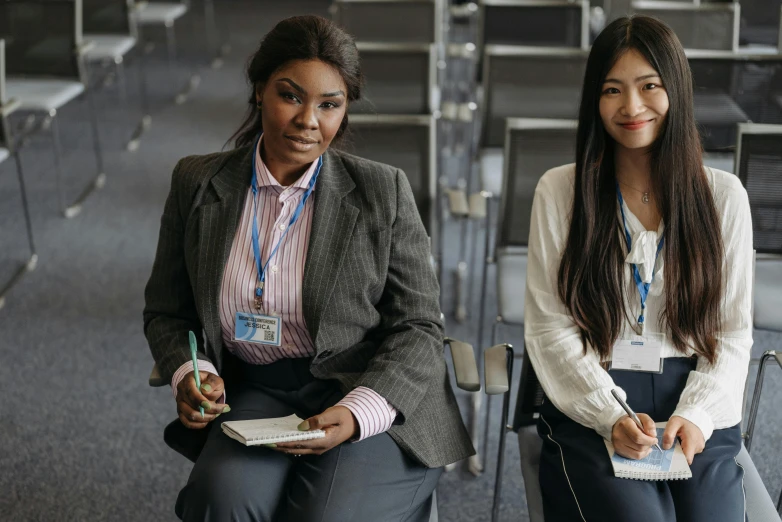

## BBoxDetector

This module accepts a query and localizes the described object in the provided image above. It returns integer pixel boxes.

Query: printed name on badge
[234,312,282,346]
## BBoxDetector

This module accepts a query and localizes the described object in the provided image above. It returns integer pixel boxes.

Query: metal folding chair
[631,1,740,51]
[148,337,481,522]
[468,118,577,478]
[0,0,106,218]
[135,0,200,104]
[478,0,590,52]
[0,39,37,311]
[83,0,151,151]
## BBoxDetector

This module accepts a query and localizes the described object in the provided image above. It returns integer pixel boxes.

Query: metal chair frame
[0,39,37,311]
[1,0,107,218]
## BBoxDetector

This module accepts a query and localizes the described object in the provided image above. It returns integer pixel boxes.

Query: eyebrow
[603,74,661,84]
[276,78,345,98]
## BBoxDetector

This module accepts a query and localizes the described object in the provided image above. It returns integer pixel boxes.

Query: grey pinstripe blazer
[143,144,474,468]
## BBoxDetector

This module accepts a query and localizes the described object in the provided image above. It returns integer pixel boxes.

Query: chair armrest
[0,98,21,117]
[446,188,470,217]
[485,343,513,395]
[745,350,781,452]
[76,41,96,56]
[149,362,167,387]
[444,337,480,392]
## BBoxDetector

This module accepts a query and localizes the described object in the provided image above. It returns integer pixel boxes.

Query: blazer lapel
[196,146,253,364]
[302,150,358,348]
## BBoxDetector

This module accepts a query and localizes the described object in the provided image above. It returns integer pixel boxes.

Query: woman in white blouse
[525,15,753,521]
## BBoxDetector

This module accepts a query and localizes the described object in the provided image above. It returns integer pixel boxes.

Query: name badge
[234,312,281,346]
[610,338,663,373]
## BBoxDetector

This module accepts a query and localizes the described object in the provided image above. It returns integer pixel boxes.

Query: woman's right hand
[175,371,230,429]
[611,413,659,460]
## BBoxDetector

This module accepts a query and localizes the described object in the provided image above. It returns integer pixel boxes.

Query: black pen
[611,389,663,453]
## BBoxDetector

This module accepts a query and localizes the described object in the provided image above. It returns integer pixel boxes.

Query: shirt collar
[255,134,319,192]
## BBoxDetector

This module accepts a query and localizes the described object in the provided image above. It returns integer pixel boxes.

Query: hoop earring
[256,101,262,110]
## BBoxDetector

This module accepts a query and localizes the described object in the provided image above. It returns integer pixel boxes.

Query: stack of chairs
[0,0,227,309]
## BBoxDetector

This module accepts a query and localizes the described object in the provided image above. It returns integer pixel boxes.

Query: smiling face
[256,59,348,173]
[599,48,670,153]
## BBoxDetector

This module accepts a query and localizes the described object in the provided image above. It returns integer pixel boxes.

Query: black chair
[0,39,37,311]
[478,0,589,51]
[331,0,443,44]
[631,1,740,51]
[0,0,106,218]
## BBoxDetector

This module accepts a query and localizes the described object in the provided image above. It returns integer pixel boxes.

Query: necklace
[617,179,651,204]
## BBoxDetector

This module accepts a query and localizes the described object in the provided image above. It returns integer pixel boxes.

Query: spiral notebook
[221,414,326,446]
[603,422,692,481]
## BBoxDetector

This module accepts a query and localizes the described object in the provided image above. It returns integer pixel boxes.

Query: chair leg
[115,57,128,105]
[48,111,66,215]
[127,39,152,152]
[62,86,107,219]
[0,152,38,310]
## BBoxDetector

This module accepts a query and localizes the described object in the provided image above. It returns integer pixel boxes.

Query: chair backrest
[734,123,782,255]
[0,0,83,80]
[479,0,589,51]
[339,114,437,240]
[333,0,442,44]
[496,118,577,250]
[631,1,740,51]
[738,0,782,48]
[83,0,135,37]
[481,46,587,147]
[351,43,438,115]
[687,50,782,150]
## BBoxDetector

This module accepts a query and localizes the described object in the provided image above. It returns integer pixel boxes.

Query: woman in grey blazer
[143,15,473,522]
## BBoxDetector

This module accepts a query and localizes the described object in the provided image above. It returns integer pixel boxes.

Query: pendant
[642,192,650,204]
[254,295,263,310]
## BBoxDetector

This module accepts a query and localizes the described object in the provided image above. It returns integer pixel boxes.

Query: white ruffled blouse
[524,164,754,443]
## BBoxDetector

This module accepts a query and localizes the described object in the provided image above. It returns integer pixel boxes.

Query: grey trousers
[537,357,746,522]
[175,358,442,522]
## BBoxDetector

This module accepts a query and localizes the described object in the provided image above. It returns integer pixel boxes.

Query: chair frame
[0,39,37,311]
[632,0,740,52]
[3,0,107,219]
[477,0,590,53]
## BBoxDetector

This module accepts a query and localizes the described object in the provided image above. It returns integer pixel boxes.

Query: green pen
[189,331,204,418]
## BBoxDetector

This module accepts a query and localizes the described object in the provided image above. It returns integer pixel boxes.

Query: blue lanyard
[250,135,322,310]
[616,183,664,332]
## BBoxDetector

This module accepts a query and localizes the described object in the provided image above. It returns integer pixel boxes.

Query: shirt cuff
[337,386,398,441]
[595,389,630,442]
[170,360,225,404]
[671,404,714,442]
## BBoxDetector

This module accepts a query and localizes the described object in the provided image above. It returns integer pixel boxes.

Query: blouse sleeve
[672,178,754,442]
[524,172,627,441]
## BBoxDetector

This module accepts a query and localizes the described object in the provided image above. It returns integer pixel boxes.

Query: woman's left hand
[662,415,705,465]
[272,406,359,456]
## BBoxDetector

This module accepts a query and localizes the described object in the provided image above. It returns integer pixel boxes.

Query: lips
[619,119,653,130]
[285,135,318,144]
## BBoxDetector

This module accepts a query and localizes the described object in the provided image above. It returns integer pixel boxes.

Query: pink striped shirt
[171,137,397,440]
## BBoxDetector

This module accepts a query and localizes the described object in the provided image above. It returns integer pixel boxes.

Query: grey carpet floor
[1,1,781,521]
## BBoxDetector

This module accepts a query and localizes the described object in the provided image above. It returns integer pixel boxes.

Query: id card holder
[609,337,663,373]
[234,312,282,346]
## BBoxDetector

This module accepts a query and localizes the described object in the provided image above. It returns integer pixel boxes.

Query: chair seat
[496,246,527,325]
[6,79,85,112]
[737,444,782,522]
[137,3,188,25]
[755,257,782,331]
[83,35,137,61]
[480,148,504,196]
[0,147,9,164]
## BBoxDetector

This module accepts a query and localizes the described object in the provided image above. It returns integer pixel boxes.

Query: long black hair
[228,15,363,149]
[557,15,724,363]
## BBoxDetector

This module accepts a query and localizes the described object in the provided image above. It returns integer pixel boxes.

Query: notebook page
[603,422,692,480]
[221,414,326,446]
